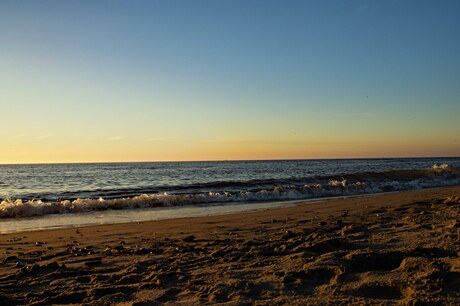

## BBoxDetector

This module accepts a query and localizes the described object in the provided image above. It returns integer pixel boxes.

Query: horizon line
[1,155,459,166]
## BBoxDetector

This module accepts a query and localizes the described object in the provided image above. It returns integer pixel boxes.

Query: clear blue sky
[1,0,459,163]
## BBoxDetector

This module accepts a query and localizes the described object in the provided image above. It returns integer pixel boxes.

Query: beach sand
[1,186,459,305]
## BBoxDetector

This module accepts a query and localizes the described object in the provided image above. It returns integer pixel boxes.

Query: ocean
[1,157,459,233]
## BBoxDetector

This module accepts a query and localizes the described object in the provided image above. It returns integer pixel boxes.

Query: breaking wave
[0,165,459,219]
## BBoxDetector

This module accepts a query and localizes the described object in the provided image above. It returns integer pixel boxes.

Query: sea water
[1,158,459,233]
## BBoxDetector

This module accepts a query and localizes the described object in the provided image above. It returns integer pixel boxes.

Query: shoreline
[1,185,459,235]
[3,185,459,237]
[1,185,459,304]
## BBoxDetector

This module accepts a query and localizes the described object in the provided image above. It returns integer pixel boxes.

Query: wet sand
[1,186,460,305]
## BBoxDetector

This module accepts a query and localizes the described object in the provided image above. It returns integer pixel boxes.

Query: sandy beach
[1,186,459,305]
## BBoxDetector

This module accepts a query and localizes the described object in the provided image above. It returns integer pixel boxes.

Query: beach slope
[1,186,460,305]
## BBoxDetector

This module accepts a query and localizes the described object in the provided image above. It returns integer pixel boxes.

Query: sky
[1,0,459,163]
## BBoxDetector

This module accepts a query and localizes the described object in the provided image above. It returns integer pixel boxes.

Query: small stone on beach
[182,235,195,242]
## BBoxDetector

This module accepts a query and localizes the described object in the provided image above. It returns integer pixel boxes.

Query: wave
[1,165,459,219]
[15,166,460,202]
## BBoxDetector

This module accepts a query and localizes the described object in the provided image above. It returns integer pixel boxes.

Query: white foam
[329,179,347,187]
[432,163,452,170]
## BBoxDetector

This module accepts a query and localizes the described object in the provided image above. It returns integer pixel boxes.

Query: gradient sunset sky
[1,1,459,163]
